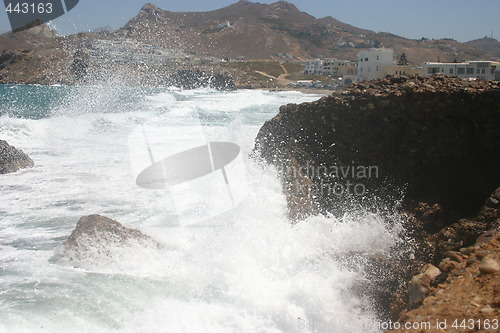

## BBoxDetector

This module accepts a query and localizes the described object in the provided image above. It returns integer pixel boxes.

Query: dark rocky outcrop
[253,75,500,321]
[52,215,161,270]
[0,140,34,174]
[254,75,500,220]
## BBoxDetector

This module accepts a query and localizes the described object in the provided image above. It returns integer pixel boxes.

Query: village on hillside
[297,48,500,89]
[1,0,500,89]
[61,36,500,90]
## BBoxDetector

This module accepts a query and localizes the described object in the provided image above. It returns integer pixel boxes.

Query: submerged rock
[0,140,34,174]
[52,214,162,271]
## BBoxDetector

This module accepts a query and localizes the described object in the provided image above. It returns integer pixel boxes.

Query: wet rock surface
[253,75,500,322]
[0,139,34,174]
[52,214,161,270]
[254,75,500,220]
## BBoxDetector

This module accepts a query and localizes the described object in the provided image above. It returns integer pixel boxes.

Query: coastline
[0,82,337,96]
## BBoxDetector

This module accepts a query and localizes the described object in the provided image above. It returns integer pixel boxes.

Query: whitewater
[0,85,406,332]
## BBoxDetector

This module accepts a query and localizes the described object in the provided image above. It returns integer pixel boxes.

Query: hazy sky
[1,0,499,42]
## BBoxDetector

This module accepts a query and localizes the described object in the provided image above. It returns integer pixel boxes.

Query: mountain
[114,1,317,59]
[1,1,498,85]
[0,24,73,84]
[317,16,374,36]
[0,24,58,52]
[466,37,500,59]
[113,1,496,63]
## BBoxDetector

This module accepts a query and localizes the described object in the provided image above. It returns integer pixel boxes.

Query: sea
[0,84,407,333]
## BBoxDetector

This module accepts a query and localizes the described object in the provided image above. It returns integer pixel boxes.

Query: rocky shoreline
[2,74,499,327]
[254,75,500,323]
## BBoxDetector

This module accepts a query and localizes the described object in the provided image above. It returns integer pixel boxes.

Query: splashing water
[0,85,409,332]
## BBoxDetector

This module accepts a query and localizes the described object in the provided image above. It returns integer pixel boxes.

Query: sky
[1,0,499,42]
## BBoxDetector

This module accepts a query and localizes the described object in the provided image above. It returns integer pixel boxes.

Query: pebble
[439,258,457,272]
[447,251,463,262]
[478,257,500,274]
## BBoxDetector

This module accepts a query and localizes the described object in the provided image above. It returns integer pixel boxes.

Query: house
[423,61,500,81]
[357,48,395,81]
[304,59,324,74]
[322,59,357,76]
[304,58,357,77]
[217,21,233,29]
[381,65,424,77]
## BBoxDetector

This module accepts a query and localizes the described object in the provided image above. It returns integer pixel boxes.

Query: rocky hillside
[1,1,498,85]
[114,1,496,63]
[0,25,72,84]
[467,36,500,59]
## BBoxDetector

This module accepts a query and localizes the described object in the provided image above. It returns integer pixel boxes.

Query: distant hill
[466,37,500,59]
[1,1,498,86]
[0,24,58,52]
[0,25,71,84]
[113,1,496,63]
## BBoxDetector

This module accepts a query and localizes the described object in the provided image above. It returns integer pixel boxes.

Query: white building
[357,48,395,81]
[322,59,357,76]
[217,21,233,29]
[304,58,357,77]
[296,80,314,87]
[423,61,500,81]
[304,59,324,74]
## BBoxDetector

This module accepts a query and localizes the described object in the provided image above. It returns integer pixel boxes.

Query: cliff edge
[254,75,500,321]
[255,75,500,220]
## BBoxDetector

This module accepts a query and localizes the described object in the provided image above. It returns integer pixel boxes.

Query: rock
[476,229,498,245]
[52,215,161,271]
[408,264,441,309]
[254,75,500,220]
[0,140,34,174]
[478,256,500,274]
[446,251,463,263]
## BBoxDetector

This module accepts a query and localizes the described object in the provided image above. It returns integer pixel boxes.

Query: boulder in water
[53,215,162,271]
[0,139,34,174]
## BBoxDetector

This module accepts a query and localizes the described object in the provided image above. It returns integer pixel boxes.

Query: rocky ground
[253,75,500,324]
[386,189,499,332]
[388,235,499,332]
